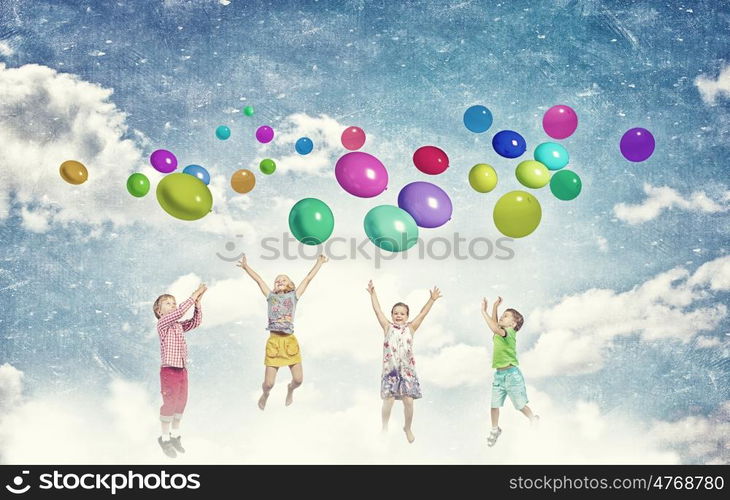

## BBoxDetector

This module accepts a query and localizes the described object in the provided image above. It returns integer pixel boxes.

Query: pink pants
[160,367,188,422]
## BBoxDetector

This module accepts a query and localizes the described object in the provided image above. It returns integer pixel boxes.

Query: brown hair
[505,308,524,331]
[391,302,410,316]
[153,294,175,319]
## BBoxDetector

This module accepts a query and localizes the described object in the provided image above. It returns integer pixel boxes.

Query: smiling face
[391,304,409,325]
[498,310,516,329]
[273,275,294,293]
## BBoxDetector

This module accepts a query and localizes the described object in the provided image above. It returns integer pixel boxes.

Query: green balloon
[493,190,542,238]
[156,173,213,221]
[289,198,335,245]
[515,160,550,189]
[126,173,150,197]
[550,170,582,201]
[243,106,255,116]
[364,205,419,253]
[260,158,276,175]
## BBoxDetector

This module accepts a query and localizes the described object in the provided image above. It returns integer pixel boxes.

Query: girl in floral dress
[366,280,442,443]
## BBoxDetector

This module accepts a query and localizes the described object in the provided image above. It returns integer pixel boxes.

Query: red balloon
[341,126,366,150]
[413,146,449,175]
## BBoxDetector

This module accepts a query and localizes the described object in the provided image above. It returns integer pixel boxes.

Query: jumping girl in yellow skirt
[238,254,328,410]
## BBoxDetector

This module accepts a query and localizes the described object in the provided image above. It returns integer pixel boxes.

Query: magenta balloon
[397,181,453,228]
[256,125,274,144]
[335,152,388,198]
[542,105,578,139]
[149,149,178,173]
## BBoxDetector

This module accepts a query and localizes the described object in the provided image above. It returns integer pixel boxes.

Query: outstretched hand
[317,254,329,265]
[495,296,503,307]
[193,283,208,302]
[429,286,442,301]
[481,297,488,313]
[366,280,375,295]
[236,255,247,270]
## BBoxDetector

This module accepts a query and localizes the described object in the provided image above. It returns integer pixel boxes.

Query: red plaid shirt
[157,297,202,368]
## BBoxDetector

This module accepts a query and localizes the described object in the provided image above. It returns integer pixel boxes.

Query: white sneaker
[487,427,502,447]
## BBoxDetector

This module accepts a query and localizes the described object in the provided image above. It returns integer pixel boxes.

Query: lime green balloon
[156,173,213,221]
[126,173,150,197]
[469,163,498,193]
[289,198,335,245]
[493,190,542,238]
[550,170,582,200]
[364,205,419,253]
[515,160,550,189]
[260,158,276,175]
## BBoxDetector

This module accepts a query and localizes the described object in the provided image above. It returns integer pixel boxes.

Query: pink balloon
[341,126,366,150]
[542,105,578,139]
[335,152,388,198]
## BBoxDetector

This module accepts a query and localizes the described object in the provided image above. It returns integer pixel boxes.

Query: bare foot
[285,384,294,406]
[404,427,415,444]
[258,392,269,410]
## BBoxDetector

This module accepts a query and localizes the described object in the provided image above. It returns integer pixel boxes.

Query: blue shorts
[491,366,528,410]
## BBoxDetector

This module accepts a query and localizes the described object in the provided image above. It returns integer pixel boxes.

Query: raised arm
[158,284,206,336]
[296,254,328,299]
[366,280,389,332]
[409,286,442,333]
[482,297,506,337]
[492,296,502,323]
[182,285,207,332]
[237,255,270,297]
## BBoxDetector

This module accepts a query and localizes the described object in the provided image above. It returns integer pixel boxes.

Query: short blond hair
[275,275,296,293]
[153,294,175,319]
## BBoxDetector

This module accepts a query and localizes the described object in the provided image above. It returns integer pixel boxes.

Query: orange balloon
[59,160,88,185]
[231,169,256,194]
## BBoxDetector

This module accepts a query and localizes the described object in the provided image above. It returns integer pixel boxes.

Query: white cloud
[695,336,723,348]
[523,255,729,378]
[0,41,13,57]
[0,63,253,236]
[614,184,730,225]
[252,113,350,176]
[695,65,730,105]
[0,363,23,412]
[419,344,489,388]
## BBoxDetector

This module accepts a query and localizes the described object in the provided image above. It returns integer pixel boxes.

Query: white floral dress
[381,322,422,400]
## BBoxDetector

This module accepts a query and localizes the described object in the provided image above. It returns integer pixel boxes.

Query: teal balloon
[534,142,569,170]
[550,170,582,200]
[216,125,231,140]
[363,205,419,253]
[156,173,213,221]
[288,198,335,245]
[126,173,150,197]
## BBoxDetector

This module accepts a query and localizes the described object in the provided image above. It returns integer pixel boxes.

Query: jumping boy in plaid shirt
[153,283,207,458]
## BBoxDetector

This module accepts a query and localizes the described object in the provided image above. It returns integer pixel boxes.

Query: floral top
[266,290,297,334]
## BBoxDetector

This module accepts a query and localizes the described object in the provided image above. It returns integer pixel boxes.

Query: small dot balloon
[492,130,526,159]
[243,106,255,116]
[256,125,274,144]
[231,169,256,194]
[534,142,569,170]
[543,105,578,139]
[216,125,231,140]
[149,149,177,173]
[260,158,276,175]
[126,173,150,197]
[59,160,88,185]
[620,128,655,162]
[468,163,498,193]
[463,105,493,133]
[550,170,582,200]
[183,164,211,185]
[296,137,314,155]
[413,146,449,175]
[341,126,366,150]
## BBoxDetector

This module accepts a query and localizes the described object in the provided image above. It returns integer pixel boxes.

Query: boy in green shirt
[481,296,539,447]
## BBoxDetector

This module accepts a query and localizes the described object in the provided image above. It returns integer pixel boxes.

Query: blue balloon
[182,164,211,185]
[492,130,526,159]
[295,137,314,155]
[534,142,569,171]
[463,105,493,133]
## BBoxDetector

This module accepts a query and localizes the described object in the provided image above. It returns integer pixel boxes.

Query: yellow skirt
[264,332,302,367]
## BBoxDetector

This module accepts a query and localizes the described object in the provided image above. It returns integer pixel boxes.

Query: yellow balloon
[469,163,498,193]
[493,190,542,238]
[59,160,88,185]
[231,169,256,194]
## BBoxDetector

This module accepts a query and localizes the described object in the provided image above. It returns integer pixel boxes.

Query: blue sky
[0,0,728,464]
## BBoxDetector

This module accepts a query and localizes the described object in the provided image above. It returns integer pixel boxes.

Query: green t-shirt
[492,327,519,369]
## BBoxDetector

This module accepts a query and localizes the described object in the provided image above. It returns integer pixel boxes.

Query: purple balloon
[620,128,655,162]
[149,149,178,173]
[256,125,274,144]
[397,181,453,228]
[335,152,388,198]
